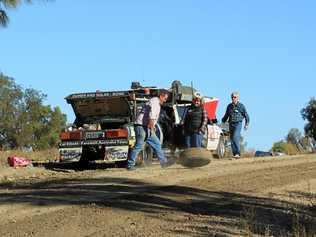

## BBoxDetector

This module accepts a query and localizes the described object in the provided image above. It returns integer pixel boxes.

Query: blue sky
[1,0,315,150]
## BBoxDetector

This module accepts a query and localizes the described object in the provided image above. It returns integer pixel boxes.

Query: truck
[58,81,228,165]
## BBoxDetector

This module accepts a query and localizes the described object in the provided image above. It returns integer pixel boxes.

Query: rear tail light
[106,129,128,138]
[60,132,70,140]
[59,131,82,140]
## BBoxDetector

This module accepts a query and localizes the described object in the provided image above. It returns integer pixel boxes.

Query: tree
[0,0,47,27]
[0,73,23,147]
[299,136,316,153]
[286,128,303,151]
[301,98,316,140]
[0,8,9,27]
[0,72,66,150]
[272,140,299,155]
[33,106,66,150]
[1,0,23,27]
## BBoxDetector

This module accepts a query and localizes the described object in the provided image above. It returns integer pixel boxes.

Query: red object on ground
[7,156,31,168]
[203,97,219,120]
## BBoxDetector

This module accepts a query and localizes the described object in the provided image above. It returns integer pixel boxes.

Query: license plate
[85,131,105,139]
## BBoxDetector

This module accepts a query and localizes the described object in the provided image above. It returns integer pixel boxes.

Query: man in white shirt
[127,89,171,170]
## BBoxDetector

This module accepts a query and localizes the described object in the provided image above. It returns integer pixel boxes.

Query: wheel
[215,135,226,159]
[155,123,164,144]
[78,146,92,168]
[78,154,90,169]
[115,159,128,168]
[142,144,153,166]
[135,144,153,167]
[178,148,212,168]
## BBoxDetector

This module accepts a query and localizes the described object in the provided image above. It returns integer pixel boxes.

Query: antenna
[141,65,145,84]
[191,81,194,98]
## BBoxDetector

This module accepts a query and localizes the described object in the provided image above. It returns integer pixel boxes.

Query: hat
[193,91,202,100]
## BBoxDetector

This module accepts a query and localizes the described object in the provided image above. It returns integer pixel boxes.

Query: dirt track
[0,155,316,237]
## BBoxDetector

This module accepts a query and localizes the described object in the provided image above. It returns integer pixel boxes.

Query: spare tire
[215,135,226,159]
[178,148,212,168]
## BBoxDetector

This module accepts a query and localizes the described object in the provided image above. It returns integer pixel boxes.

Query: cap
[193,91,202,100]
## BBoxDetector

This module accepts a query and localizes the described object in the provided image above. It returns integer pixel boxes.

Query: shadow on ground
[32,160,124,172]
[0,176,315,236]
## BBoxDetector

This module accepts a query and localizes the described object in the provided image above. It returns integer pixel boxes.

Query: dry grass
[0,149,59,167]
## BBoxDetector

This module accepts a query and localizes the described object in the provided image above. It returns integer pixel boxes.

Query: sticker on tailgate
[105,146,129,160]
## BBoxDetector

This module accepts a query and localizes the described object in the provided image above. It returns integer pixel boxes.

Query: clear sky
[1,0,315,150]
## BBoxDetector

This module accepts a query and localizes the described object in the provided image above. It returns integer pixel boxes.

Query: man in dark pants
[222,92,249,158]
[183,93,208,148]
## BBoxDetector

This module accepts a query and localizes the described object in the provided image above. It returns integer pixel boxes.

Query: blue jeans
[229,121,242,156]
[185,133,203,148]
[127,125,167,168]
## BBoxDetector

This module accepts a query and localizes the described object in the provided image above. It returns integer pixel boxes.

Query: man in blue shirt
[222,92,249,158]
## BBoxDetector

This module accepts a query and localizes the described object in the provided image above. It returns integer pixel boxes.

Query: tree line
[272,99,316,155]
[0,73,66,150]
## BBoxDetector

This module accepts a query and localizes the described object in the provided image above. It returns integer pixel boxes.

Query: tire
[142,144,154,166]
[115,159,128,168]
[215,135,226,159]
[78,147,91,168]
[155,123,163,144]
[135,144,153,167]
[178,148,212,168]
[78,155,90,169]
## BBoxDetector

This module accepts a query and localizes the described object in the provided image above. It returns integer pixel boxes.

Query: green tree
[299,136,315,153]
[0,73,23,148]
[301,98,316,141]
[34,106,66,150]
[0,72,66,150]
[0,0,48,27]
[272,141,285,153]
[1,0,25,27]
[272,140,299,155]
[286,128,303,151]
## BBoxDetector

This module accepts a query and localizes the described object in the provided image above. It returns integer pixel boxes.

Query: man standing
[127,89,171,170]
[183,93,208,148]
[222,92,249,158]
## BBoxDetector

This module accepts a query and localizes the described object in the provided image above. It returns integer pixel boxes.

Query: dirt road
[0,155,316,237]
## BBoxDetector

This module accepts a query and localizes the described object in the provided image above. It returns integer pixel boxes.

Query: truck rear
[59,91,135,164]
